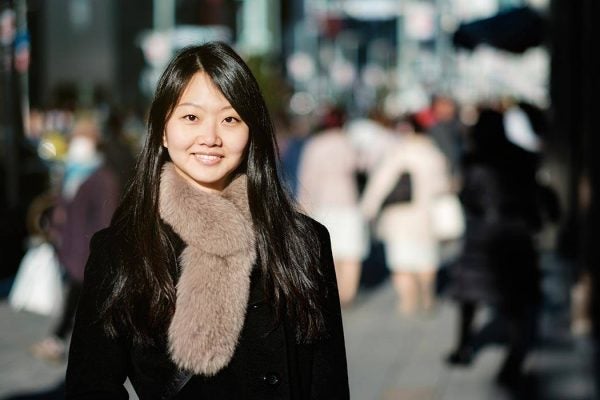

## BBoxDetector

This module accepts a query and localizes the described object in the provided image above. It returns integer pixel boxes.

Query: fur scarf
[159,162,256,375]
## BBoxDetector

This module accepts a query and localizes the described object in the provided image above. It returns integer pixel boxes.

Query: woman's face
[163,72,250,193]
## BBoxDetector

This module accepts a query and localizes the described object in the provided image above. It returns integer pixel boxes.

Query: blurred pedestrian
[30,112,120,361]
[279,113,312,198]
[445,104,544,387]
[102,108,137,193]
[65,42,349,399]
[345,107,397,195]
[361,115,451,315]
[297,106,368,307]
[427,95,466,186]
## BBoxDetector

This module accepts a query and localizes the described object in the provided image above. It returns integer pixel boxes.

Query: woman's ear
[162,132,168,148]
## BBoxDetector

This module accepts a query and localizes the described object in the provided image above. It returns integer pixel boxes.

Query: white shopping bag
[8,242,64,316]
[431,194,466,242]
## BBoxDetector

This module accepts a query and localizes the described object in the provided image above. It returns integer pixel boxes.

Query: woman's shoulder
[299,212,329,241]
[85,226,126,274]
[305,129,352,152]
[89,225,119,251]
[75,227,122,294]
[295,214,338,287]
[406,136,442,158]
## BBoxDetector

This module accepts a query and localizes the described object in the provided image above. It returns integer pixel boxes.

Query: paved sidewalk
[0,261,596,399]
[343,280,595,400]
[0,301,66,398]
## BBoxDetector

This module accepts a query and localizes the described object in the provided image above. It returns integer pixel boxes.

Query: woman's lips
[193,153,223,165]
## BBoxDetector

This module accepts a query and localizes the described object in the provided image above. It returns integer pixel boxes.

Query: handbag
[382,171,412,207]
[8,241,64,316]
[431,193,465,241]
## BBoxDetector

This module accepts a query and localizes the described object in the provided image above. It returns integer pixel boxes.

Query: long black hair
[103,42,325,344]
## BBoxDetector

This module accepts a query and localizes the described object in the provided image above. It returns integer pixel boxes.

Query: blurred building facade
[3,0,555,115]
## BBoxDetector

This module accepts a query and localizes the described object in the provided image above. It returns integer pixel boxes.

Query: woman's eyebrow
[176,103,234,112]
[176,102,204,109]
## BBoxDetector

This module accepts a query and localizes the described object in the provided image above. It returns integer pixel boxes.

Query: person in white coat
[361,116,451,315]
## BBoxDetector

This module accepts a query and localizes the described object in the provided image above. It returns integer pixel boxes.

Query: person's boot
[496,362,523,388]
[445,346,474,366]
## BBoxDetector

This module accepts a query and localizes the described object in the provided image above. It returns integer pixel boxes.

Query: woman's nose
[197,121,221,146]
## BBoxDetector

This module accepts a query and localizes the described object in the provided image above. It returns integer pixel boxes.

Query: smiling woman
[64,42,349,400]
[163,72,250,192]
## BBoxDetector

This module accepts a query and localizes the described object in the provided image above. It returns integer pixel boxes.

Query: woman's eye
[223,116,240,124]
[183,114,197,122]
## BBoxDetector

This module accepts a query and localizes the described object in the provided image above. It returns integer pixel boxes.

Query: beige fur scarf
[159,162,256,376]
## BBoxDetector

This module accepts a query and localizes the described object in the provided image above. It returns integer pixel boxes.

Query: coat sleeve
[360,149,405,221]
[65,230,130,399]
[310,223,350,399]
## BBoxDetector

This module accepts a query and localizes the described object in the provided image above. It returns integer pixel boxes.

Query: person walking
[361,116,451,315]
[31,113,120,361]
[445,105,543,387]
[427,95,465,184]
[297,106,368,307]
[65,42,349,399]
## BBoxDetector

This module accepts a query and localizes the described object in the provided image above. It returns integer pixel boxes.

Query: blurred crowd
[278,93,572,388]
[6,105,143,361]
[2,88,589,396]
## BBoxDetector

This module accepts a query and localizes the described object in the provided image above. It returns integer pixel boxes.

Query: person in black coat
[445,104,544,386]
[65,42,349,399]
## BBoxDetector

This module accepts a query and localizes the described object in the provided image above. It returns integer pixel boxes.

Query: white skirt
[313,207,368,261]
[384,240,439,272]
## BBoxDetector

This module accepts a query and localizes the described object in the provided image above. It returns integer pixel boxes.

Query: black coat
[65,221,349,399]
[448,162,541,308]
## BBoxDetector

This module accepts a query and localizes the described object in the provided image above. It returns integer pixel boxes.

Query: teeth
[195,154,221,161]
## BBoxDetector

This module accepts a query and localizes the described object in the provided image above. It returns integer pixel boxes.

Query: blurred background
[0,0,598,399]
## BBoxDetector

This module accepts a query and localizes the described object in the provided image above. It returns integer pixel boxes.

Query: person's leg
[334,259,362,307]
[416,270,437,312]
[393,271,419,315]
[497,305,538,386]
[446,301,477,365]
[31,280,83,361]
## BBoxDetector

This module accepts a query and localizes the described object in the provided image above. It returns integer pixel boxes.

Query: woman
[361,116,450,315]
[31,113,120,361]
[297,106,368,307]
[65,42,349,399]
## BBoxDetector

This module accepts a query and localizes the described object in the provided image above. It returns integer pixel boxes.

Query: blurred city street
[0,252,595,400]
[0,0,599,399]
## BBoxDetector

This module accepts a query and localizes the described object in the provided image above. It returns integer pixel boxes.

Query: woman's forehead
[176,72,231,109]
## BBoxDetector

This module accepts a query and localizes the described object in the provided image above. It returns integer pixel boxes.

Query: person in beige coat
[298,107,368,307]
[361,118,450,315]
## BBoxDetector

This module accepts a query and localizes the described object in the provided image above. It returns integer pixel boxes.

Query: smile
[193,153,224,165]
